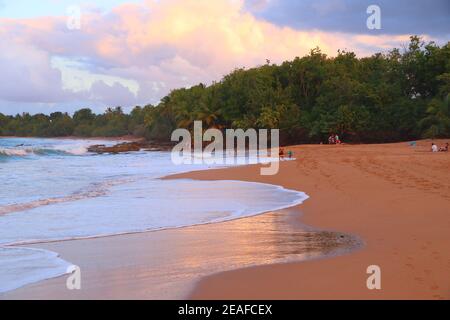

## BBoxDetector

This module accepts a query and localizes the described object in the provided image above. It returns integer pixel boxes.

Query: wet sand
[1,209,356,299]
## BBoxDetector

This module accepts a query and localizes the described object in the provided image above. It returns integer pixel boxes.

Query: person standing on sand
[431,143,439,152]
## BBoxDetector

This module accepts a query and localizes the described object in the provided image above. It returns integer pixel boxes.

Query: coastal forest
[1,36,449,144]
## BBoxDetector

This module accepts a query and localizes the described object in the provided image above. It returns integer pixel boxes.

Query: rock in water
[88,142,141,154]
[88,140,176,154]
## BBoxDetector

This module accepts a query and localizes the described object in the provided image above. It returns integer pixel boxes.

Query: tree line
[1,36,449,144]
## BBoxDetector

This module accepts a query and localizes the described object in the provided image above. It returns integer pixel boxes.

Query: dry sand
[2,140,449,300]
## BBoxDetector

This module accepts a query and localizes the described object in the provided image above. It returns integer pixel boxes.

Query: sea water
[0,137,308,293]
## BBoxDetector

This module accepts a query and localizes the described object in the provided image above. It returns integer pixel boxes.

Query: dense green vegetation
[1,36,449,144]
[0,106,148,138]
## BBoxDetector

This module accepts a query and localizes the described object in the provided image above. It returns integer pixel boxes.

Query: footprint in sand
[431,252,441,260]
[430,285,439,291]
[405,263,414,269]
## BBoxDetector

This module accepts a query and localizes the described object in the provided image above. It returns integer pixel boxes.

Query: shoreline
[0,155,356,299]
[1,179,309,247]
[1,139,449,299]
[1,206,354,299]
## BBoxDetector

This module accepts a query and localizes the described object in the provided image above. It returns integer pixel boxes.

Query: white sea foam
[0,247,71,293]
[0,137,309,294]
[50,143,89,155]
[0,139,114,158]
[0,147,29,157]
[0,178,134,216]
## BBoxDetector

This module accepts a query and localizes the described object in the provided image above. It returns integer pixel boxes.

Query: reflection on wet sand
[2,207,361,300]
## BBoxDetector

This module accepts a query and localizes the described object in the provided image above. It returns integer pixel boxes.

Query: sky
[0,0,448,115]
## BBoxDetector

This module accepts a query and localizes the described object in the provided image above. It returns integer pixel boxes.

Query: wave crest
[0,178,133,216]
[0,146,88,158]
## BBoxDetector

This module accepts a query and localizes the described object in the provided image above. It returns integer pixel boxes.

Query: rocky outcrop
[88,142,141,154]
[88,140,175,154]
[141,141,176,152]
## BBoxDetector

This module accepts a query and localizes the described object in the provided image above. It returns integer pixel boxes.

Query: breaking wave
[0,146,89,158]
[0,178,134,216]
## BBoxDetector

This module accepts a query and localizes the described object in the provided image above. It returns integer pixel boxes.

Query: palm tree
[196,103,223,130]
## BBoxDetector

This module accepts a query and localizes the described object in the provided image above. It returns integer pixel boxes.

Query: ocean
[0,137,308,293]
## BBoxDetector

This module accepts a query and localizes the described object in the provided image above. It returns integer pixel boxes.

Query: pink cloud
[0,0,436,112]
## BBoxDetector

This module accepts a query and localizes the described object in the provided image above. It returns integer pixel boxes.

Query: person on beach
[287,150,293,158]
[335,134,341,144]
[279,148,285,159]
[328,134,335,145]
[439,143,449,152]
[431,143,439,152]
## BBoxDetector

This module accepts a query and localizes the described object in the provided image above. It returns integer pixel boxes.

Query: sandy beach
[181,140,450,300]
[2,140,449,300]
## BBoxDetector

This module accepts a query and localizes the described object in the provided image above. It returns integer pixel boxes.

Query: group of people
[431,142,449,152]
[279,148,293,159]
[328,134,342,145]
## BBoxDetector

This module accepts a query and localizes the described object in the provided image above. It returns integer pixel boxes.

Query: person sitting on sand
[287,150,293,159]
[439,143,449,152]
[431,143,439,152]
[328,135,335,145]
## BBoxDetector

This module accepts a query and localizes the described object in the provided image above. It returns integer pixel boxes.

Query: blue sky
[0,0,140,18]
[247,0,450,36]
